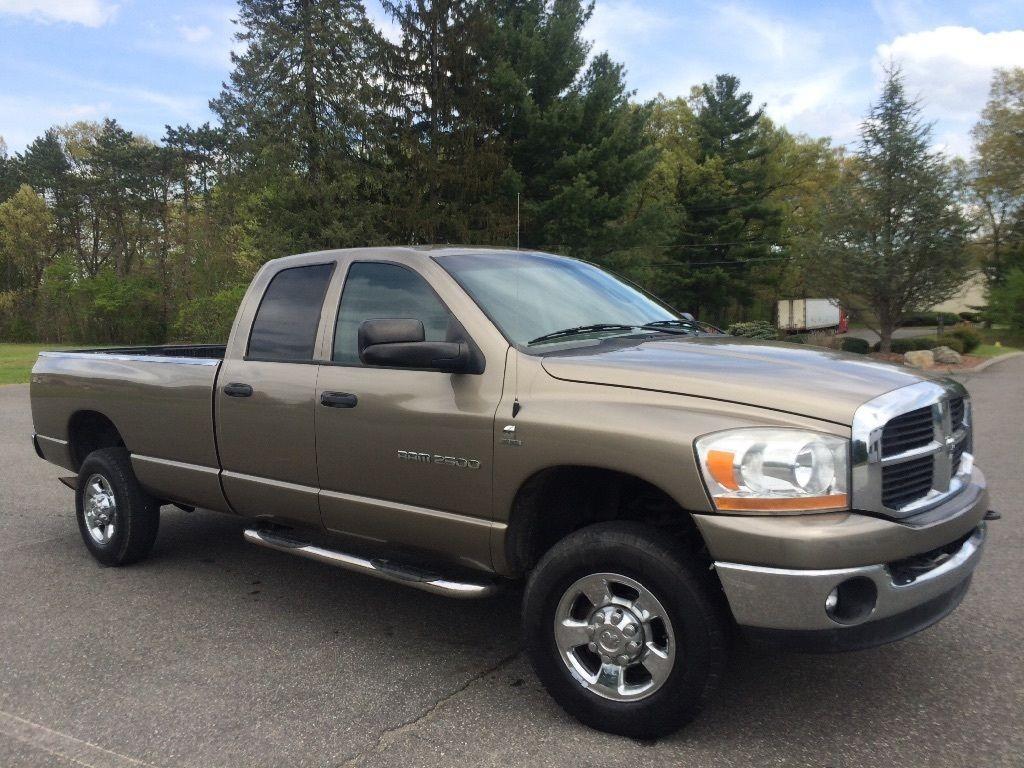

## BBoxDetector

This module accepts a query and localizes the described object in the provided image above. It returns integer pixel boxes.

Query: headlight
[695,428,849,513]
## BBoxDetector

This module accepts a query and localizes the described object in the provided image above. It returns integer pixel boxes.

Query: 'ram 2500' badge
[397,451,481,469]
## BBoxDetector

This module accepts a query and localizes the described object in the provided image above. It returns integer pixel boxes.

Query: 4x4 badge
[501,424,522,447]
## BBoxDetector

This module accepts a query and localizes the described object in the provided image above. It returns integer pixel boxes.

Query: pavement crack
[0,710,160,768]
[339,650,521,767]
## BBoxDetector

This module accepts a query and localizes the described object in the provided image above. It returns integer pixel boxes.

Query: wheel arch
[67,410,127,471]
[501,465,707,578]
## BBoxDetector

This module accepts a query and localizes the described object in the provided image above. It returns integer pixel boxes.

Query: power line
[614,240,785,251]
[619,255,795,268]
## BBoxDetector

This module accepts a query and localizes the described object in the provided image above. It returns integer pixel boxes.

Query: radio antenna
[516,193,520,250]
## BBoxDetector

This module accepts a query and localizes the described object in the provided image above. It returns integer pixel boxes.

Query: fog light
[825,588,839,613]
[824,577,878,625]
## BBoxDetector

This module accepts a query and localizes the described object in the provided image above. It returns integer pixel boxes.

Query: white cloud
[0,0,118,27]
[0,94,111,150]
[759,65,862,129]
[714,3,819,63]
[871,0,935,34]
[587,0,677,59]
[136,7,236,69]
[876,26,1024,155]
[178,24,212,45]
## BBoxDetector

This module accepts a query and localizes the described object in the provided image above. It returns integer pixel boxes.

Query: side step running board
[243,528,500,599]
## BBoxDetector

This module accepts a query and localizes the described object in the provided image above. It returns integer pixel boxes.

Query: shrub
[948,325,981,353]
[933,337,965,354]
[172,284,249,343]
[803,331,842,349]
[727,320,778,340]
[840,337,870,354]
[898,311,960,327]
[874,336,965,354]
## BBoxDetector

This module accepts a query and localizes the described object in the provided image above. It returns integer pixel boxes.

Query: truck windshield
[436,251,682,347]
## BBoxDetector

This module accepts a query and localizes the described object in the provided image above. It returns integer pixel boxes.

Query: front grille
[950,397,965,430]
[852,381,973,518]
[882,455,934,508]
[952,440,966,474]
[881,406,934,457]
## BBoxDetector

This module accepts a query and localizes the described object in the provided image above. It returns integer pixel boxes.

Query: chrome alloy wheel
[554,572,675,701]
[82,473,117,544]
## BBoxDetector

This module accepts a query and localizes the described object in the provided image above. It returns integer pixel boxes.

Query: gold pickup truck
[30,247,989,738]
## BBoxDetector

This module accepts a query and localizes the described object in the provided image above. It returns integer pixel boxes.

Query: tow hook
[984,509,1002,521]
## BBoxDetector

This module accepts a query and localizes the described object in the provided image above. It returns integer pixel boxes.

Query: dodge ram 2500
[30,246,989,737]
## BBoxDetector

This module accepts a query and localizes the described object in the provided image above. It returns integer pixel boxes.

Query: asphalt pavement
[1,357,1022,767]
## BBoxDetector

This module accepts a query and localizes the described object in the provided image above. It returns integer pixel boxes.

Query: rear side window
[247,264,334,361]
[332,262,451,364]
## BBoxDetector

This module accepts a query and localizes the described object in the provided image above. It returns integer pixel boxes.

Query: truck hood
[539,336,926,425]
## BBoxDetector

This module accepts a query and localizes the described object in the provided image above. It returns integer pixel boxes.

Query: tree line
[0,0,1021,351]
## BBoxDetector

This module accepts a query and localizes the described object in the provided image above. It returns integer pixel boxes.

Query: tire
[75,447,160,566]
[522,522,729,739]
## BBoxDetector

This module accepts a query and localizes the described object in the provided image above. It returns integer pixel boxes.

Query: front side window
[332,262,452,364]
[247,264,334,361]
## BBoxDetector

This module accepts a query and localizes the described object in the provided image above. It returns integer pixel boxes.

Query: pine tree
[211,0,387,254]
[666,75,783,321]
[812,67,970,352]
[381,0,513,244]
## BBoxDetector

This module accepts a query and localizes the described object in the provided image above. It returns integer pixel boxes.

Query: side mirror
[358,319,472,373]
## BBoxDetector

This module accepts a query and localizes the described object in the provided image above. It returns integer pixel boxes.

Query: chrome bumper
[715,524,985,636]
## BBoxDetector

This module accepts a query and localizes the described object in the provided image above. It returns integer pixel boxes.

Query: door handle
[320,391,358,408]
[223,382,253,398]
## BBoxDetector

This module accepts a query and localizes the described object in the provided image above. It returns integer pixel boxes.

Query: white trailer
[777,298,845,333]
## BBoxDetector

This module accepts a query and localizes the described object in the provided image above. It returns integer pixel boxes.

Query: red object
[838,309,848,334]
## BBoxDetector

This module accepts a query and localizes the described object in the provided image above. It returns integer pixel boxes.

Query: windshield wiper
[527,320,707,346]
[641,318,724,335]
[640,319,700,332]
[528,324,639,346]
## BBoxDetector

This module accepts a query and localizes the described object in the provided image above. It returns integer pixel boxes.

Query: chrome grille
[882,455,934,508]
[881,406,934,457]
[950,397,965,430]
[852,380,973,518]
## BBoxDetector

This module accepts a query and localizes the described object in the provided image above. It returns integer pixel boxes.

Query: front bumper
[715,523,986,652]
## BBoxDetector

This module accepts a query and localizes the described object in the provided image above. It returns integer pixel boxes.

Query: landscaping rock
[904,350,935,368]
[931,346,962,365]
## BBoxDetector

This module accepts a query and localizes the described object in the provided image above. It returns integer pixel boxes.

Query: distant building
[931,273,986,315]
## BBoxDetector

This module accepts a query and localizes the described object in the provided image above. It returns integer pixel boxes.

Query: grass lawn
[0,343,76,385]
[973,343,1022,358]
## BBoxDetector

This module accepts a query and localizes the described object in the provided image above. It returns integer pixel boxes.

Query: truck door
[314,259,505,570]
[216,261,335,528]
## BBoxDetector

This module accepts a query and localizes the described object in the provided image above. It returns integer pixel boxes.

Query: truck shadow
[152,507,988,753]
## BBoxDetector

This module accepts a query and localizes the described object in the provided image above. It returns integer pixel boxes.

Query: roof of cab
[264,245,544,269]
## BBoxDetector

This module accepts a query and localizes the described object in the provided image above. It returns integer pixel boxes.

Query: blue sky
[1,0,1022,157]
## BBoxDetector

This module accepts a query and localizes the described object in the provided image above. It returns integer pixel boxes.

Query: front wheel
[76,447,160,566]
[522,522,729,738]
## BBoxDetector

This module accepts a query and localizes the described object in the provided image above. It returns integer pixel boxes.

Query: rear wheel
[522,522,728,738]
[76,448,160,566]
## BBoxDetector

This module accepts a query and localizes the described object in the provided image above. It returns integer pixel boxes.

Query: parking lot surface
[1,358,1022,767]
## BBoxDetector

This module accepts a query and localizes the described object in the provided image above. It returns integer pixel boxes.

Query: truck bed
[30,345,229,512]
